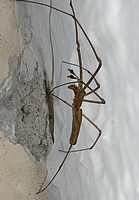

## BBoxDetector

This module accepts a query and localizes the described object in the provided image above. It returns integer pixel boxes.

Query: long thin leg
[62,61,101,92]
[17,0,103,92]
[52,90,103,154]
[17,0,105,192]
[69,0,103,93]
[85,78,100,94]
[51,83,105,107]
[62,61,95,77]
[50,78,101,97]
[51,65,104,104]
[69,0,83,89]
[51,92,72,109]
[56,62,101,93]
[50,81,78,93]
[79,80,105,104]
[70,0,102,93]
[50,79,105,106]
[60,113,101,153]
[69,0,103,101]
[36,144,73,194]
[50,73,104,105]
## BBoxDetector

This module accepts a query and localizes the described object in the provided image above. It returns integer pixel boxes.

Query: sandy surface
[0,1,47,199]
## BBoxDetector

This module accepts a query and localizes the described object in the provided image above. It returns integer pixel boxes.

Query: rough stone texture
[0,15,54,165]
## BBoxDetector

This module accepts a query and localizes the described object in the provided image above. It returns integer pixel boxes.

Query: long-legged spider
[16,0,106,194]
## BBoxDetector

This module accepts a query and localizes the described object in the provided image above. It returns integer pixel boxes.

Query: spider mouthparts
[68,69,75,75]
[67,75,76,79]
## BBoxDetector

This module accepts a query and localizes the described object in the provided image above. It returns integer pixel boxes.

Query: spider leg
[60,112,102,153]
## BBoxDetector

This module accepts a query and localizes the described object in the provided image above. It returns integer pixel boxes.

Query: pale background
[0,0,139,200]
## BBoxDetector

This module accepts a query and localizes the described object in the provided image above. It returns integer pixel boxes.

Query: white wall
[2,0,139,200]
